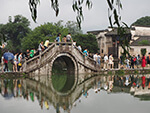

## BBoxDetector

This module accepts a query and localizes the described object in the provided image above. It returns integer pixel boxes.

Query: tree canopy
[22,22,68,51]
[29,0,132,57]
[22,21,96,52]
[131,16,150,26]
[0,15,31,52]
[73,33,98,53]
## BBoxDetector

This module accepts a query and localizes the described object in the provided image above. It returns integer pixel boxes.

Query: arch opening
[51,55,76,93]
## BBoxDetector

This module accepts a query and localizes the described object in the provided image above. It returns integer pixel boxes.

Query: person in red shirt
[4,58,8,72]
[141,55,146,69]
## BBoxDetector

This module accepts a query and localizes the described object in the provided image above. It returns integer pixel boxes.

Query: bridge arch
[23,42,98,76]
[50,52,78,95]
[50,53,78,75]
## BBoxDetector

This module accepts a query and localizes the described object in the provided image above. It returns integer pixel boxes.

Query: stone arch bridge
[22,42,100,75]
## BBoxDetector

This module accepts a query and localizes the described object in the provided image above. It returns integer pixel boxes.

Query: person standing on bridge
[38,41,45,54]
[56,33,61,42]
[18,52,23,71]
[4,58,8,72]
[83,49,88,57]
[62,36,67,42]
[13,53,18,72]
[77,45,82,51]
[103,54,108,70]
[66,33,72,42]
[44,39,50,49]
[93,53,98,65]
[108,54,114,69]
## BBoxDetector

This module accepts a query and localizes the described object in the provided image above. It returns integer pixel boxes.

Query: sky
[0,0,150,33]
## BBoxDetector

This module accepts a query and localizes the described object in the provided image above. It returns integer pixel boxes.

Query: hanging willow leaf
[50,0,59,16]
[111,0,114,4]
[72,4,76,12]
[122,22,128,28]
[86,0,92,9]
[113,9,120,27]
[107,0,113,10]
[109,16,113,28]
[29,0,40,22]
[56,8,59,16]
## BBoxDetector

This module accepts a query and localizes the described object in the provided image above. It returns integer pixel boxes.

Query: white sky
[0,0,150,33]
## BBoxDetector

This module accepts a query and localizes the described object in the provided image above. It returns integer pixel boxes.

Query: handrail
[24,41,98,72]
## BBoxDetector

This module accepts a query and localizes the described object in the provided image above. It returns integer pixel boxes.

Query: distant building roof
[132,25,150,28]
[131,36,150,46]
[87,29,108,35]
[105,28,131,36]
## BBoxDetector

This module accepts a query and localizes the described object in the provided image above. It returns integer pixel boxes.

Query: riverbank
[0,72,26,78]
[0,68,150,79]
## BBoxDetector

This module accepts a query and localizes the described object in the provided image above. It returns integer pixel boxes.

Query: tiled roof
[105,28,131,36]
[130,36,150,46]
[87,29,108,35]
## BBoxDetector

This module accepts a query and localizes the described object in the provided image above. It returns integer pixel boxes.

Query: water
[0,74,150,113]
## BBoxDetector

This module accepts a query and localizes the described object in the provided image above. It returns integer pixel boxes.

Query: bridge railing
[23,43,56,72]
[72,46,100,71]
[23,42,74,72]
[23,41,100,73]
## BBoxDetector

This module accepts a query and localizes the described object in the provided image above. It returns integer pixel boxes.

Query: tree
[0,15,31,52]
[73,33,98,53]
[131,16,150,26]
[29,0,131,57]
[65,21,82,35]
[22,22,68,51]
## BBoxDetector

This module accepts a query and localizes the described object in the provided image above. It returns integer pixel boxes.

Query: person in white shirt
[77,45,82,51]
[93,53,98,66]
[66,33,72,42]
[93,53,98,61]
[103,54,108,70]
[125,57,130,69]
[108,54,114,69]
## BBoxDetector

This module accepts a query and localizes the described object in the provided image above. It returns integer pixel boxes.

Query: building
[87,27,131,58]
[119,26,150,56]
[88,25,150,58]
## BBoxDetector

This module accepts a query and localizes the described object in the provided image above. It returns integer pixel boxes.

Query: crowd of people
[1,32,150,72]
[78,48,149,70]
[0,33,73,72]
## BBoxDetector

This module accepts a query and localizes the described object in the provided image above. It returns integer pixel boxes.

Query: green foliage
[141,48,147,56]
[73,33,98,53]
[0,15,31,52]
[116,69,125,76]
[134,70,139,74]
[22,22,68,51]
[138,40,150,45]
[108,71,113,75]
[65,21,82,35]
[132,16,150,26]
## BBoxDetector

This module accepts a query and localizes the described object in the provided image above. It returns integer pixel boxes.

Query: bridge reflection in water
[0,73,150,113]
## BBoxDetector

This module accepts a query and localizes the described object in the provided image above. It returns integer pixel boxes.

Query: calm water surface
[0,74,150,113]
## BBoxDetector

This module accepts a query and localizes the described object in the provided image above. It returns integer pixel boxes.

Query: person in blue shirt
[56,33,61,42]
[83,49,88,56]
